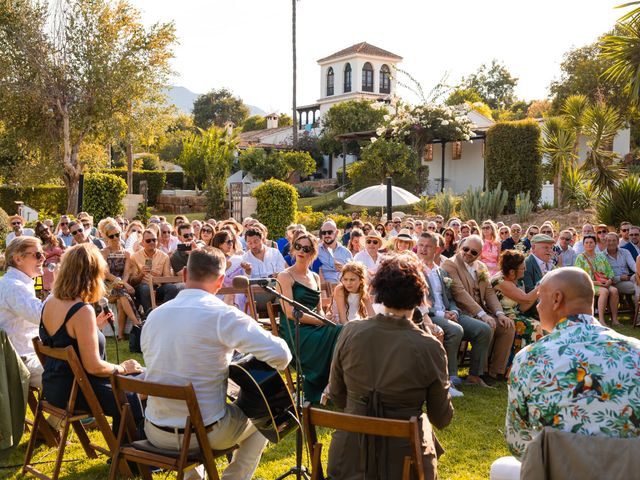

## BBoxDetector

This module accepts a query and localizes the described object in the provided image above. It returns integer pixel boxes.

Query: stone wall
[155,193,207,214]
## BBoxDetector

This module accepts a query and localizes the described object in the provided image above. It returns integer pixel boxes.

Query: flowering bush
[374,97,475,155]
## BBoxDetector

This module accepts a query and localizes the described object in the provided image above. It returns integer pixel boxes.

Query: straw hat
[393,228,416,247]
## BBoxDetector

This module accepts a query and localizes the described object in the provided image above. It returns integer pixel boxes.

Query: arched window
[326,67,334,96]
[344,63,352,93]
[380,64,391,94]
[362,62,373,92]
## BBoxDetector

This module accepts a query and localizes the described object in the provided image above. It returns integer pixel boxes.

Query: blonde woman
[331,261,374,324]
[480,220,501,276]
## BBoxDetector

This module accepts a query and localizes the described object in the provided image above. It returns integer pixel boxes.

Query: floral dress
[491,274,544,369]
[481,240,500,275]
[574,252,614,295]
[506,314,640,459]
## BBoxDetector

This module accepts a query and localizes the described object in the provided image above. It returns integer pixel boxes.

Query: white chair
[490,456,521,480]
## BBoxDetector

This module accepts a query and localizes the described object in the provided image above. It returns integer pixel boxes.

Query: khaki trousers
[487,321,516,377]
[145,403,267,480]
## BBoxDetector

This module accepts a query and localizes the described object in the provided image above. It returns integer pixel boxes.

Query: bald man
[506,267,640,460]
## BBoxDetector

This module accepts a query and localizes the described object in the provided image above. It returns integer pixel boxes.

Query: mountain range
[166,86,266,117]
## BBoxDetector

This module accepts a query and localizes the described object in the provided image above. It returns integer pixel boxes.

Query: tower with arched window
[316,42,402,115]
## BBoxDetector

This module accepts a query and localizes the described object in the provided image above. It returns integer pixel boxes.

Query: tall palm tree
[291,0,298,147]
[560,94,588,157]
[542,116,576,207]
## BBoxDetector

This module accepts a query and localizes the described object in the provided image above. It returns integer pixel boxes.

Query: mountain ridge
[166,85,266,117]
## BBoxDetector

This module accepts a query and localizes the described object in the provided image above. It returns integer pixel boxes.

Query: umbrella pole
[386,177,392,221]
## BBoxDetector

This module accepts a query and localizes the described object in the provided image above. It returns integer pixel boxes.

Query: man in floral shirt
[506,267,640,459]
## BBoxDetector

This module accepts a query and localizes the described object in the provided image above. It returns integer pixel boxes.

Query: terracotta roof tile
[317,42,402,63]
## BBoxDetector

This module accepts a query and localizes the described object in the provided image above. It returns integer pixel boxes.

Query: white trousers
[21,353,43,388]
[145,403,267,480]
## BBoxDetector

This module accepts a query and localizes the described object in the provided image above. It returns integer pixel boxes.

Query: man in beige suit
[442,235,515,386]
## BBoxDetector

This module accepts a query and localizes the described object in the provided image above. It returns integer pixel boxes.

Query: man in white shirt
[573,223,595,255]
[56,215,73,247]
[619,221,632,247]
[0,236,45,387]
[6,215,35,247]
[142,248,291,480]
[242,227,286,278]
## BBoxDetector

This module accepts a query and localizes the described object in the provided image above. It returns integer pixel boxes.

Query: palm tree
[541,116,576,207]
[291,0,298,147]
[560,94,588,157]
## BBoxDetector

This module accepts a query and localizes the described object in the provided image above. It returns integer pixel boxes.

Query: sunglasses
[320,230,335,236]
[202,228,214,234]
[11,222,22,226]
[161,230,171,234]
[294,243,313,253]
[435,220,443,224]
[130,229,142,234]
[621,228,629,232]
[481,225,491,230]
[512,229,521,233]
[71,228,84,236]
[560,236,572,241]
[182,233,194,239]
[366,239,380,245]
[541,231,552,235]
[145,238,158,244]
[597,230,607,234]
[450,223,460,227]
[23,251,45,260]
[462,246,479,257]
[59,222,69,226]
[446,232,455,236]
[224,239,234,245]
[107,232,120,239]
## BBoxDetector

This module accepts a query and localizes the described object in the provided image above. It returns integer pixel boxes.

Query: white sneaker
[449,385,464,398]
[184,464,205,480]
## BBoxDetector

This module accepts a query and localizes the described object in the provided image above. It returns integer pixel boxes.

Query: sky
[129,0,625,113]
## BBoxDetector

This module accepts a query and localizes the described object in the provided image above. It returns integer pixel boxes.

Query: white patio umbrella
[344,184,420,207]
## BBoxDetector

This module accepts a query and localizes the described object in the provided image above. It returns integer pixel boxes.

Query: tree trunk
[59,103,81,213]
[555,169,563,208]
[126,138,133,194]
[291,0,298,147]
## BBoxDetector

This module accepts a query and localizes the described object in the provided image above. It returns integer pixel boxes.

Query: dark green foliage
[0,206,8,246]
[104,169,166,205]
[485,120,543,211]
[135,203,152,223]
[192,88,249,129]
[239,148,315,181]
[164,171,190,189]
[295,185,315,198]
[253,179,298,238]
[242,115,267,131]
[597,174,640,227]
[0,185,67,214]
[138,153,161,170]
[461,59,518,110]
[83,173,127,220]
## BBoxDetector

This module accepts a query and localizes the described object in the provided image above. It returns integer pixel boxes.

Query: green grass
[2,322,639,479]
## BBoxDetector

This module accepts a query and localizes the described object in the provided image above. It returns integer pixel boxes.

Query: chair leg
[402,456,411,480]
[22,402,46,475]
[51,417,72,480]
[28,388,59,447]
[72,421,99,459]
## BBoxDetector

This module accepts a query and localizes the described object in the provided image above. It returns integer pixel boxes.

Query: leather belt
[150,421,217,435]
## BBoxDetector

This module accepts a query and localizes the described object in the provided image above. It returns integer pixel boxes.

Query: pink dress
[481,240,500,276]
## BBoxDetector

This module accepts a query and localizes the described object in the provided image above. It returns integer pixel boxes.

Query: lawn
[2,323,639,479]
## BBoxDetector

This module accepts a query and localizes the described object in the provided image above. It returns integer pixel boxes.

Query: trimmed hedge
[83,173,127,220]
[103,169,166,206]
[485,120,542,212]
[0,185,67,215]
[253,179,298,238]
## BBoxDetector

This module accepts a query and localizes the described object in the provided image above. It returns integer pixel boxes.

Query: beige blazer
[442,254,502,317]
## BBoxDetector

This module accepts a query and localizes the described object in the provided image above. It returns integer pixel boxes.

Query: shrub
[0,206,8,246]
[83,173,127,220]
[562,166,596,210]
[327,213,351,229]
[460,182,508,221]
[164,171,185,189]
[296,206,325,231]
[295,185,315,198]
[135,203,152,223]
[413,196,435,216]
[597,175,640,227]
[103,169,166,206]
[0,185,67,215]
[515,191,534,223]
[485,120,542,211]
[254,179,298,238]
[433,189,460,220]
[138,153,161,171]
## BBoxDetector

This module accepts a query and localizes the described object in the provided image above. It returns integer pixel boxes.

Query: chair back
[218,283,258,320]
[148,275,183,309]
[303,403,425,480]
[266,301,282,336]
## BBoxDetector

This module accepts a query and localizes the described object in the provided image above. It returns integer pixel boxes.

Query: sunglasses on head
[320,230,335,236]
[366,239,379,245]
[294,243,313,253]
[462,246,479,257]
[145,238,157,244]
[107,232,120,239]
[23,251,45,260]
[71,228,83,236]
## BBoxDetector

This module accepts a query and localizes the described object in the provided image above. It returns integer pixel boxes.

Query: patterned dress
[506,314,640,459]
[481,240,500,276]
[574,252,614,294]
[491,274,543,369]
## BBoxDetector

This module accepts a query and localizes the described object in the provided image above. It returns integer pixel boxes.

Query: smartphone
[177,243,192,252]
[145,258,153,269]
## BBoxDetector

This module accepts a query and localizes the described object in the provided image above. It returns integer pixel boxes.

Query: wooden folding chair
[23,338,131,480]
[26,385,59,448]
[303,403,425,480]
[109,375,237,480]
[266,301,296,394]
[148,275,183,310]
[218,283,259,321]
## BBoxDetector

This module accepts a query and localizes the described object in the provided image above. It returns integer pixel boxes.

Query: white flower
[383,114,390,121]
[441,120,449,126]
[370,137,377,143]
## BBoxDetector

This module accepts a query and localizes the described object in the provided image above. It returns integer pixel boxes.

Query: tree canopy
[192,88,249,129]
[239,148,315,182]
[460,60,518,110]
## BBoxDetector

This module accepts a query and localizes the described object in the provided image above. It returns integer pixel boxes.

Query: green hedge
[253,179,298,238]
[83,173,127,220]
[0,185,67,215]
[103,169,166,206]
[485,120,542,212]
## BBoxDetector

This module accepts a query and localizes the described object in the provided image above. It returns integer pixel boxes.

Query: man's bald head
[537,267,594,330]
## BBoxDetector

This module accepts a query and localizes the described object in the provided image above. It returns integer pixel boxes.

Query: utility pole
[291,0,298,147]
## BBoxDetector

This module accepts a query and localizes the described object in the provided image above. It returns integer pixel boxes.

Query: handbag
[129,322,144,353]
[583,255,609,284]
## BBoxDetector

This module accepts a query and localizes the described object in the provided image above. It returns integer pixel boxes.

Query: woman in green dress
[491,249,543,370]
[277,232,342,403]
[575,234,619,326]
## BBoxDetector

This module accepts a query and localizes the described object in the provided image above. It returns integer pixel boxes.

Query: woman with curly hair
[330,261,374,324]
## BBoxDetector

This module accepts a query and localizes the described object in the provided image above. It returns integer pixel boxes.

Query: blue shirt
[316,243,353,283]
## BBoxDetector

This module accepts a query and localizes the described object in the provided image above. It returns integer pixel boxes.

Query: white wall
[425,141,485,194]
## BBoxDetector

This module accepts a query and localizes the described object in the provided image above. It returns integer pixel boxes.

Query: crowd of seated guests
[2,210,640,479]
